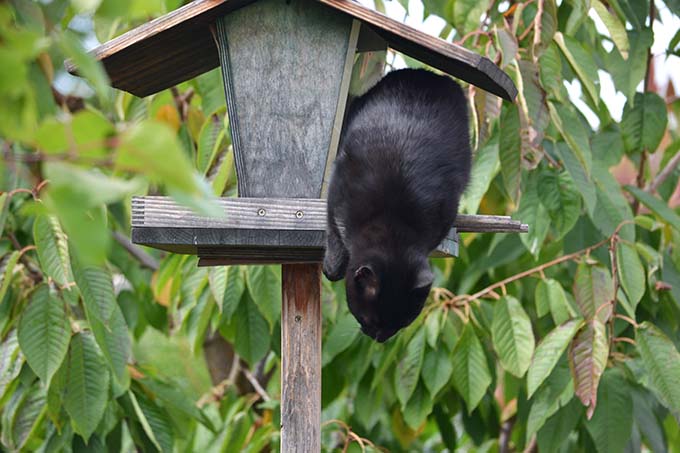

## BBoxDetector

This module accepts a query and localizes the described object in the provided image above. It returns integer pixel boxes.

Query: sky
[357,0,680,128]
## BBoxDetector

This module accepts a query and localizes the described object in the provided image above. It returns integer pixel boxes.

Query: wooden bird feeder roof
[67,0,517,100]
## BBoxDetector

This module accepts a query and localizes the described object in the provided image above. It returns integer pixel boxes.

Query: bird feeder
[68,0,525,450]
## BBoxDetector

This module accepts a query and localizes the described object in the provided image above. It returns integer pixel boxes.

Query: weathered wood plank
[281,263,322,453]
[132,196,529,233]
[68,0,517,100]
[216,0,354,198]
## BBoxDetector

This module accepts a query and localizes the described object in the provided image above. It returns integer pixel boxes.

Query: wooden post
[281,263,322,452]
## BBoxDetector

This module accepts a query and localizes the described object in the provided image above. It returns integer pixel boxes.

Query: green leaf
[402,384,433,430]
[536,279,575,325]
[515,171,550,257]
[548,103,592,177]
[538,169,581,240]
[635,322,680,411]
[621,92,668,154]
[626,185,680,233]
[0,331,24,400]
[499,106,522,202]
[233,293,271,367]
[0,251,20,303]
[554,32,600,106]
[537,398,583,452]
[18,285,70,386]
[222,265,245,322]
[492,296,535,377]
[593,0,630,58]
[246,265,281,330]
[72,258,131,390]
[453,0,486,34]
[58,31,111,106]
[117,120,221,217]
[461,138,499,214]
[130,391,174,453]
[63,332,109,442]
[539,43,563,99]
[33,215,72,287]
[527,319,584,398]
[196,112,226,174]
[208,267,227,313]
[322,312,360,367]
[533,0,557,56]
[616,242,646,310]
[421,346,453,397]
[526,357,574,443]
[0,383,46,451]
[553,142,596,214]
[569,320,609,419]
[585,368,634,453]
[573,261,614,323]
[451,323,492,412]
[395,329,426,408]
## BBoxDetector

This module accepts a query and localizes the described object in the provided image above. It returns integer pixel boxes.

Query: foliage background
[1,0,680,451]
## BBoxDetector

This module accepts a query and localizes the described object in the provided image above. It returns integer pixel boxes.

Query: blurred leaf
[527,318,584,398]
[130,390,174,453]
[585,368,633,453]
[396,329,426,408]
[537,398,583,452]
[554,142,596,214]
[233,293,270,367]
[58,31,111,106]
[453,0,486,33]
[538,168,581,239]
[492,296,535,377]
[246,266,281,330]
[462,138,499,214]
[0,251,20,303]
[573,261,614,322]
[197,111,226,175]
[636,322,680,411]
[0,383,46,451]
[18,285,70,386]
[626,186,680,233]
[496,27,518,68]
[117,120,221,217]
[422,346,453,397]
[63,332,109,442]
[621,93,668,154]
[403,384,433,430]
[533,0,558,56]
[553,33,600,105]
[593,0,630,58]
[536,278,575,325]
[569,320,608,419]
[548,103,592,177]
[322,312,359,367]
[516,171,550,256]
[0,331,24,400]
[72,256,131,390]
[33,214,72,287]
[222,265,245,322]
[451,323,491,412]
[616,242,645,310]
[526,356,574,443]
[500,106,522,202]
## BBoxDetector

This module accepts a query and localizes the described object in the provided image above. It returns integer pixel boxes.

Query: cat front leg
[323,220,349,281]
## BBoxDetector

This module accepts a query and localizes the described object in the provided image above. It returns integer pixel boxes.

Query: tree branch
[112,231,159,271]
[646,149,680,193]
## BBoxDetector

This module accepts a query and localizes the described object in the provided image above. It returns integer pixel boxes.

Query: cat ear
[414,266,434,290]
[354,265,379,298]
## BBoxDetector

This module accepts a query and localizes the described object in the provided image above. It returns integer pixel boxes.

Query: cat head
[345,255,433,342]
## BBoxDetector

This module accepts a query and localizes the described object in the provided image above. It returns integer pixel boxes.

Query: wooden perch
[131,197,527,265]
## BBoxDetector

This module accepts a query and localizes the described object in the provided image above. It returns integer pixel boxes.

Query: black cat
[323,68,472,342]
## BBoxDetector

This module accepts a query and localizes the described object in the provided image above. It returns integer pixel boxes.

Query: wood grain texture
[132,196,528,233]
[69,0,517,100]
[218,0,353,198]
[281,263,322,453]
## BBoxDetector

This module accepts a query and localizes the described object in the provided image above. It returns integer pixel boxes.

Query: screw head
[295,210,304,219]
[258,209,266,217]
